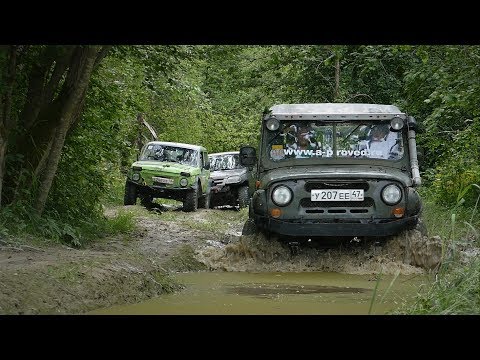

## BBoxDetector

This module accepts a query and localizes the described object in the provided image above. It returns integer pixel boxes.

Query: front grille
[305,181,369,192]
[300,197,374,208]
[213,178,224,185]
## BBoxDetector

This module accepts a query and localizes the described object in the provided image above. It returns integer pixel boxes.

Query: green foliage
[420,189,480,244]
[0,200,135,247]
[426,119,480,206]
[398,256,480,314]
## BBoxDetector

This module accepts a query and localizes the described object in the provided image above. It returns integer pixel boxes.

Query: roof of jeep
[208,151,239,157]
[268,103,406,121]
[145,141,206,152]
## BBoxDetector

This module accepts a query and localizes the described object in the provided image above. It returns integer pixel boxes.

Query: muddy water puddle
[91,271,427,315]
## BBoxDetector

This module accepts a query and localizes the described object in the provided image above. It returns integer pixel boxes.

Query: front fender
[252,189,267,216]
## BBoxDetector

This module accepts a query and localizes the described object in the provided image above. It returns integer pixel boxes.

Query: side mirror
[239,146,257,166]
[407,115,426,133]
[204,162,210,170]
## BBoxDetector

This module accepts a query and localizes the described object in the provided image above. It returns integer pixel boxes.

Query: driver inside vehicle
[368,125,393,159]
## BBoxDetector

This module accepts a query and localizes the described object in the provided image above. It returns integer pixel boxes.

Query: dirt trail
[0,205,451,314]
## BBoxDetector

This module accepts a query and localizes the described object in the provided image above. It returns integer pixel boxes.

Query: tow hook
[288,241,300,256]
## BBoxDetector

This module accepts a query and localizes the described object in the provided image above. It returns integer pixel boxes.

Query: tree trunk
[0,46,17,207]
[33,46,103,215]
[19,47,56,131]
[5,47,73,203]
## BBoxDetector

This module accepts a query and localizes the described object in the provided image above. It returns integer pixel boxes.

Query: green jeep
[124,141,211,212]
[240,103,424,242]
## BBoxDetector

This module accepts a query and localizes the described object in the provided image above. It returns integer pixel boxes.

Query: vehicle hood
[132,160,199,175]
[210,168,246,180]
[260,165,412,187]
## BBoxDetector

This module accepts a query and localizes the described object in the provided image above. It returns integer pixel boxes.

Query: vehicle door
[199,150,210,193]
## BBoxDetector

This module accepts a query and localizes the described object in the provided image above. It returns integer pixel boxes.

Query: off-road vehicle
[240,103,424,241]
[208,151,249,209]
[124,141,211,212]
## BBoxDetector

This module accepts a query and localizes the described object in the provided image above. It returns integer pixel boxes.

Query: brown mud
[0,205,459,314]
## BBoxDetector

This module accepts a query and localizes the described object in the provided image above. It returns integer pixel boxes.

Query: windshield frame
[139,143,200,167]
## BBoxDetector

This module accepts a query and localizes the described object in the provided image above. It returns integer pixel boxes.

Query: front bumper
[254,214,418,237]
[129,180,193,200]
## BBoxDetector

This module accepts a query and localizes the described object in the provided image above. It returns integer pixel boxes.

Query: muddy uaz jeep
[124,141,211,212]
[240,103,423,240]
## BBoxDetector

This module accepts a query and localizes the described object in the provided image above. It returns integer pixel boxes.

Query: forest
[1,45,479,314]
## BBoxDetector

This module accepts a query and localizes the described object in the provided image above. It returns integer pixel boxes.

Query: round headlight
[390,117,404,131]
[266,117,280,131]
[272,185,293,206]
[382,184,402,205]
[180,178,188,187]
[132,173,140,181]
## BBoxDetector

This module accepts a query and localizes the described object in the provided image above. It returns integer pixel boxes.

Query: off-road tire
[198,187,211,209]
[124,181,137,205]
[183,187,198,212]
[242,218,258,236]
[238,185,249,209]
[140,195,153,208]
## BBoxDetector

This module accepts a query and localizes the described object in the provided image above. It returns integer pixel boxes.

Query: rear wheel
[238,185,249,209]
[124,181,137,205]
[183,187,198,212]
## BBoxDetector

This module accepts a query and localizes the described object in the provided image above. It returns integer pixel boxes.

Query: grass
[395,256,480,314]
[0,203,137,248]
[420,187,480,245]
[396,186,480,314]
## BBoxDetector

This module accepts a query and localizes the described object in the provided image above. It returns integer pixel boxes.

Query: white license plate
[152,176,173,185]
[311,189,364,201]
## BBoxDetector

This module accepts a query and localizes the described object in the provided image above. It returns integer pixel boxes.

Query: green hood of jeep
[130,160,201,188]
[132,160,200,175]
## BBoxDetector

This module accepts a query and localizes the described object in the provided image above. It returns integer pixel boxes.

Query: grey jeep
[208,151,249,209]
[240,103,424,241]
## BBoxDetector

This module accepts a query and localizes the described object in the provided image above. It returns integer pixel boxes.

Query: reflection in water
[91,271,427,315]
[227,283,369,298]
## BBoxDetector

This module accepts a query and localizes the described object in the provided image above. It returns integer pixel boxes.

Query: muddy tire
[183,187,198,212]
[198,188,211,209]
[238,185,249,209]
[242,218,258,236]
[140,195,153,208]
[124,181,137,205]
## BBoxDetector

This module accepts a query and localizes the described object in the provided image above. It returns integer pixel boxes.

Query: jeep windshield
[140,144,199,167]
[210,154,242,171]
[268,120,404,161]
